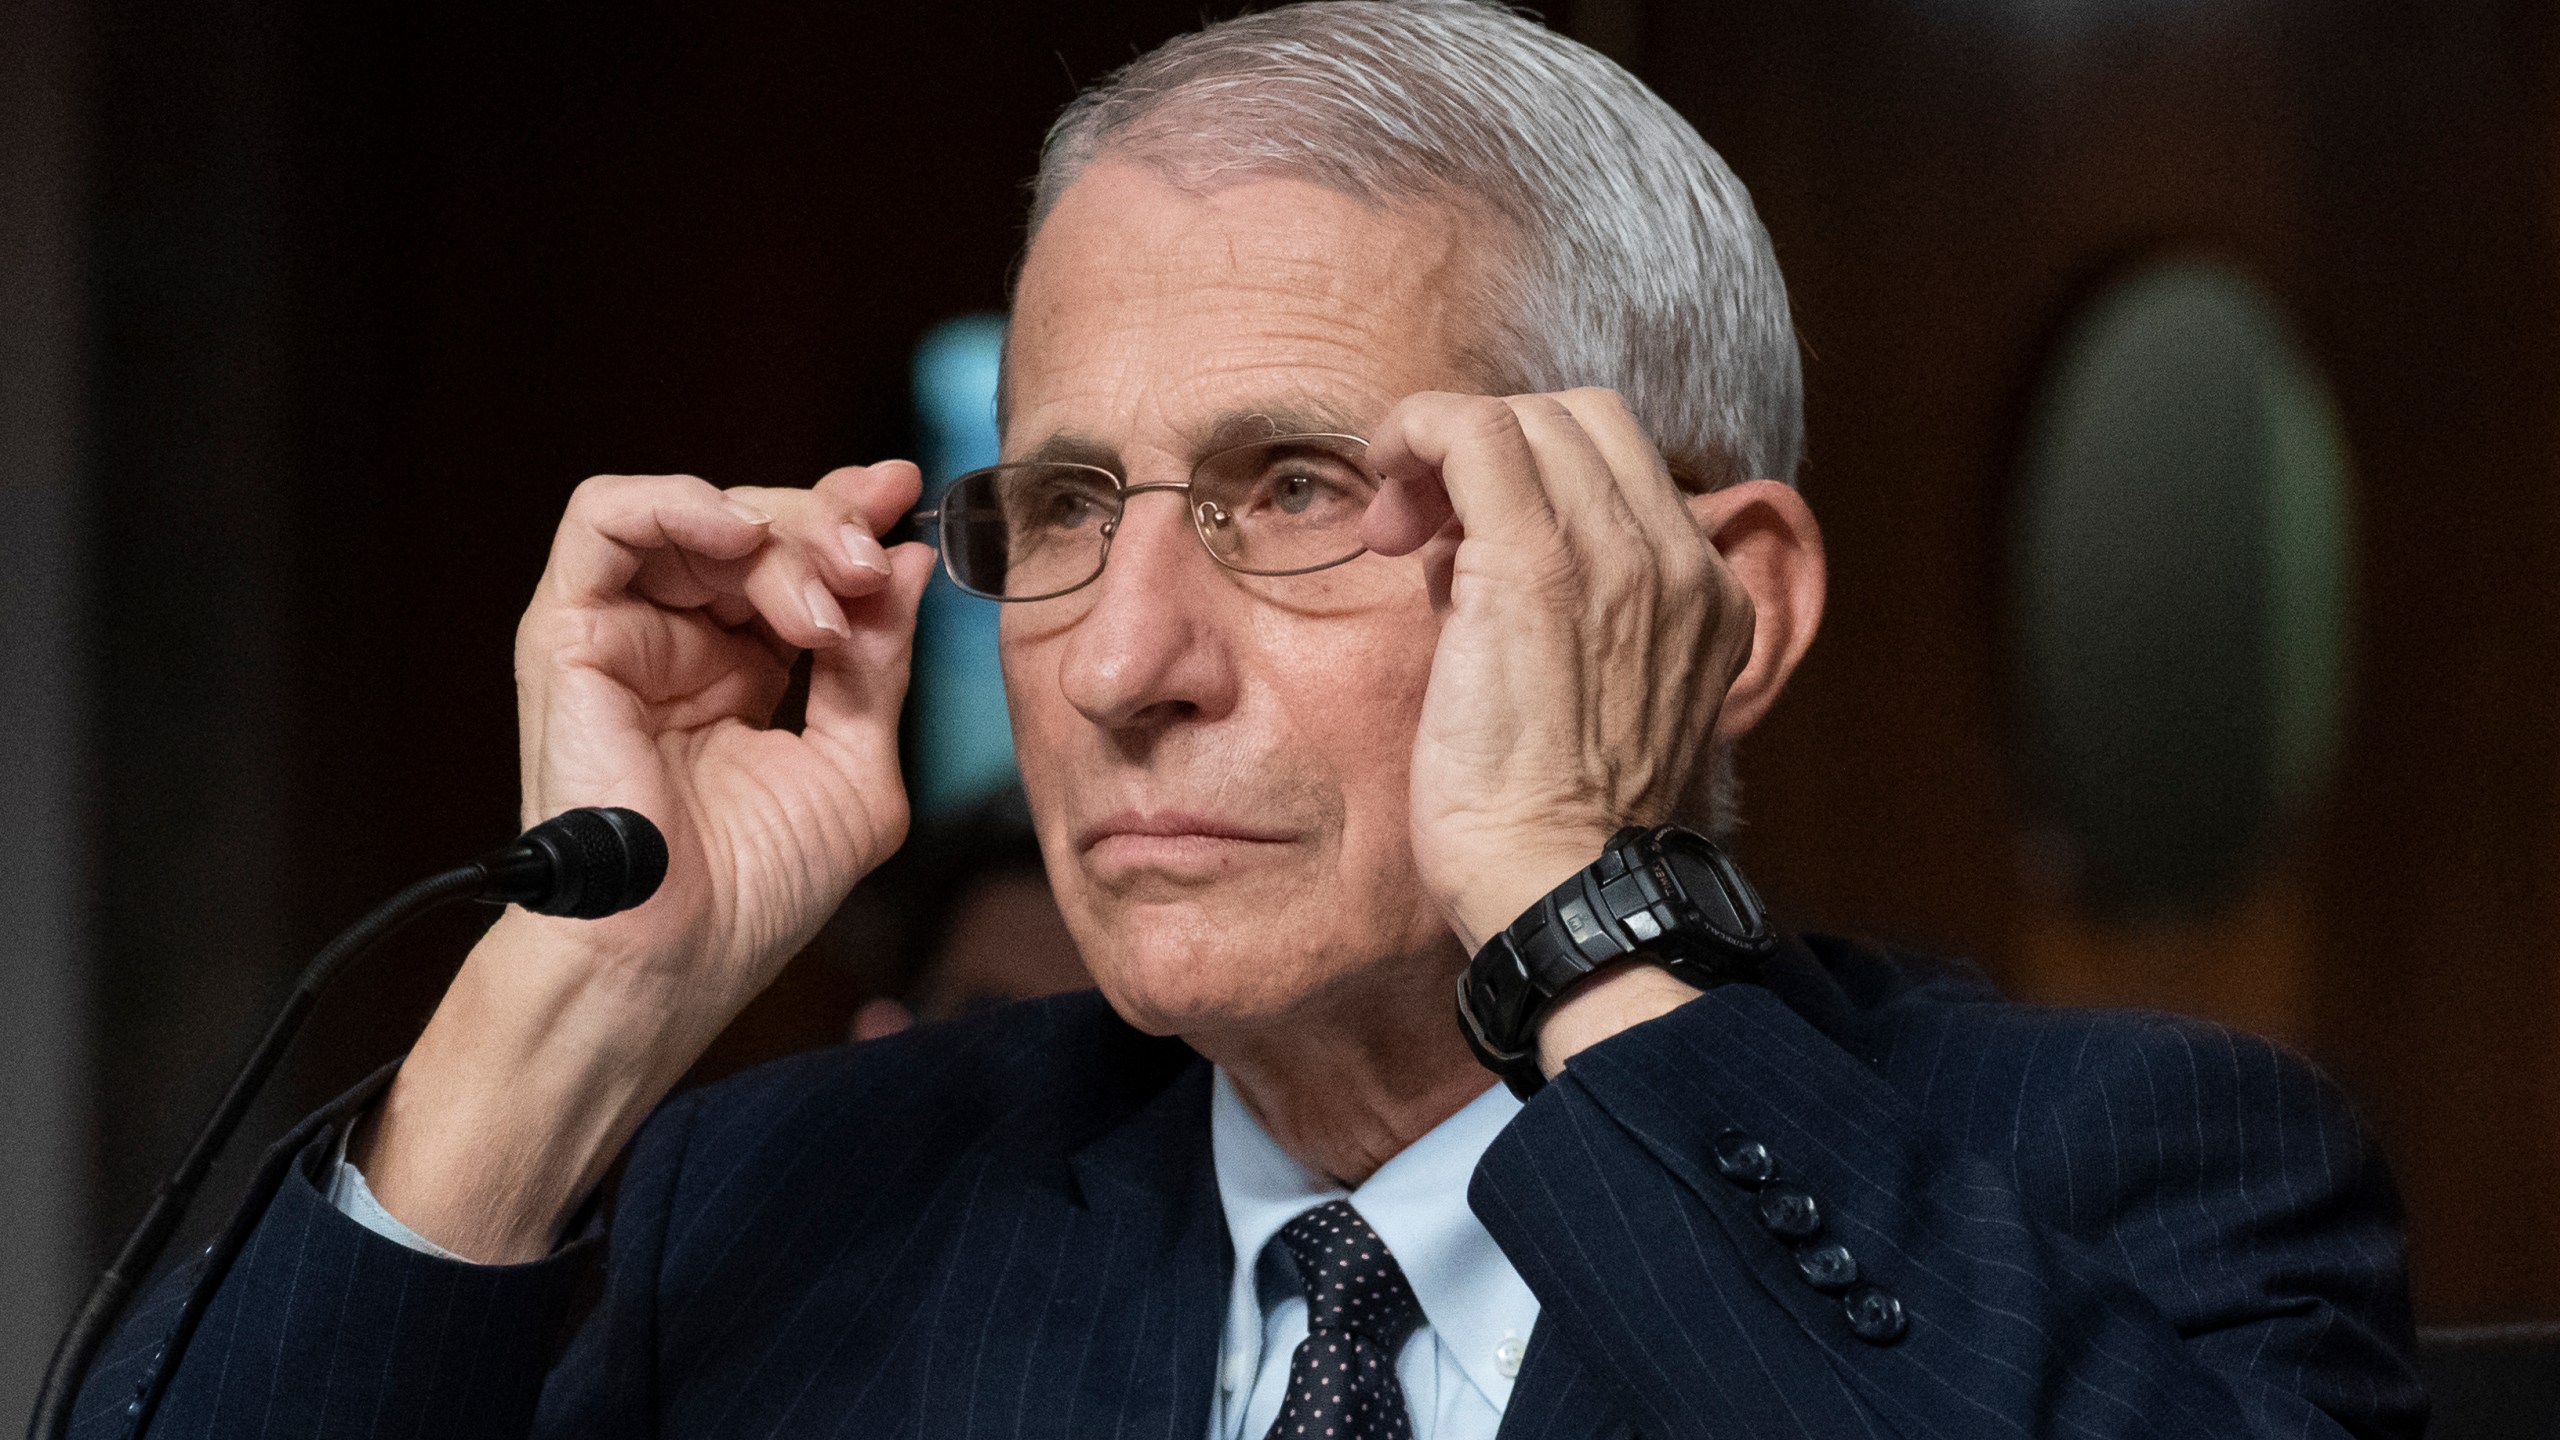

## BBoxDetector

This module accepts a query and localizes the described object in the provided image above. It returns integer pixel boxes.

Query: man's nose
[1055,489,1241,733]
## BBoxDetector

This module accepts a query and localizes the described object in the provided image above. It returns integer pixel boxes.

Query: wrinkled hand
[1361,389,1758,954]
[509,461,937,1038]
[361,461,938,1263]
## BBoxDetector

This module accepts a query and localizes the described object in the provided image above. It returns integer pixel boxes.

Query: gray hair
[1029,0,1803,492]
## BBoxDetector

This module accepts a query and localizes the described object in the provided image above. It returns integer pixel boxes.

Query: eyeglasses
[915,432,1378,602]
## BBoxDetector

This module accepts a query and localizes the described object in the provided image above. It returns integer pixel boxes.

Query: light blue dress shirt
[1208,1070,1540,1440]
[331,1067,1543,1439]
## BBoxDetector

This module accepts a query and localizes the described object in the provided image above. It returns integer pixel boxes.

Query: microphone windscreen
[514,807,669,918]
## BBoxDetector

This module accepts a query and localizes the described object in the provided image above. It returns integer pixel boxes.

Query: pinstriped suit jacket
[73,934,2425,1439]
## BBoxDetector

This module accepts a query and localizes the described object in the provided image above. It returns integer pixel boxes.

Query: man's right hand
[354,462,936,1263]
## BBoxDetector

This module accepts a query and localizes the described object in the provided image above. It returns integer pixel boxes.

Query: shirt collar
[1209,1068,1540,1409]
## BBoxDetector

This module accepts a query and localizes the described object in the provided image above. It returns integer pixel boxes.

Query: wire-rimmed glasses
[915,432,1379,601]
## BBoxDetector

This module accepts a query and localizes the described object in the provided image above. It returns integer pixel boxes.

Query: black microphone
[476,805,670,918]
[27,808,667,1440]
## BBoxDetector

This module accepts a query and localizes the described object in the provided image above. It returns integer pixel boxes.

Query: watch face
[1658,831,1751,940]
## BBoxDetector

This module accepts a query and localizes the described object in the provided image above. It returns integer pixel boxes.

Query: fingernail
[840,523,893,575]
[803,578,849,640]
[722,497,772,524]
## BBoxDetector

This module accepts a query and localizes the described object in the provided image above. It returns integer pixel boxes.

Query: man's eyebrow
[1017,433,1121,470]
[1013,404,1371,472]
[1195,404,1369,452]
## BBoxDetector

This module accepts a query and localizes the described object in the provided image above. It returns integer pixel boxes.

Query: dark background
[8,0,2559,1412]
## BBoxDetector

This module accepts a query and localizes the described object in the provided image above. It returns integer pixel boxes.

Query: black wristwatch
[1456,824,1775,1099]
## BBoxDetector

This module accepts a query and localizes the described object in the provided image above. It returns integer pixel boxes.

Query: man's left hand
[1361,388,1823,1070]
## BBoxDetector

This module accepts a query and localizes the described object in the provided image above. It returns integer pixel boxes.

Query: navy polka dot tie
[1265,1200,1425,1440]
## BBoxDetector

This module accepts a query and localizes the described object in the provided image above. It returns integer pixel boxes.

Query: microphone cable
[25,807,667,1440]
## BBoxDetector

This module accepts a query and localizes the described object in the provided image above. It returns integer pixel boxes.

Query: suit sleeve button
[1712,1129,1779,1187]
[1844,1285,1908,1344]
[1756,1183,1822,1240]
[1794,1241,1859,1293]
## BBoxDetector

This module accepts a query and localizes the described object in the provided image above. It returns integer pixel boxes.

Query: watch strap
[1457,825,1773,1099]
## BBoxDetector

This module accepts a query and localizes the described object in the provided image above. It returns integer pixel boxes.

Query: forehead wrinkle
[1006,165,1498,463]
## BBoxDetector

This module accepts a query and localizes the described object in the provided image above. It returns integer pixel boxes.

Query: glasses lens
[940,464,1120,599]
[1190,435,1377,574]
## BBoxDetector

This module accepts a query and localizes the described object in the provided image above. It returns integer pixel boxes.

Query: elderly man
[78,3,2421,1437]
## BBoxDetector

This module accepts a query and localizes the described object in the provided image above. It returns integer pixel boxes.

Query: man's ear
[1685,480,1825,743]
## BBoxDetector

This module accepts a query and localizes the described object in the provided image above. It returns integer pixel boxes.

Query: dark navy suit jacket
[73,935,2425,1439]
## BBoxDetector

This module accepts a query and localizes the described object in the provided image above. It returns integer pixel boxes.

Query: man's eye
[1041,488,1104,529]
[1249,465,1362,521]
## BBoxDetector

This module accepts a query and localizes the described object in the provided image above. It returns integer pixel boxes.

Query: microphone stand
[26,803,663,1440]
[25,865,487,1440]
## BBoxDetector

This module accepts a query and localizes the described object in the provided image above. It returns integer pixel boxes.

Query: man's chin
[1087,947,1313,1038]
[1076,908,1347,1040]
[1063,873,1462,1040]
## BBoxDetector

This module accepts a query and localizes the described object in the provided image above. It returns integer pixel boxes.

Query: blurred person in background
[73,2,2421,1437]
[847,787,1089,1040]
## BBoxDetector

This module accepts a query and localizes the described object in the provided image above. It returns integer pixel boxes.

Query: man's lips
[1076,811,1296,852]
[1076,811,1297,877]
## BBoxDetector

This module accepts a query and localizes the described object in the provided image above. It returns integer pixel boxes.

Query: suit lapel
[899,1003,1641,1440]
[909,1045,1229,1440]
[1495,1318,1638,1440]
[1047,1067,1632,1440]
[1063,1057,1230,1440]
